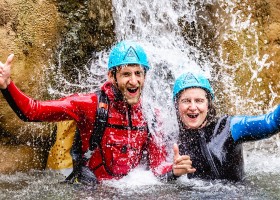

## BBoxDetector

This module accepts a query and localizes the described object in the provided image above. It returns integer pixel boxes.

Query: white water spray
[49,0,280,181]
[111,0,280,179]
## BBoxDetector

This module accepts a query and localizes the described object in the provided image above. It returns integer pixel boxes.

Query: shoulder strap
[83,90,109,161]
[89,90,109,151]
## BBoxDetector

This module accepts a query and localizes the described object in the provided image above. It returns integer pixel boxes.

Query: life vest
[86,93,149,179]
[67,89,150,180]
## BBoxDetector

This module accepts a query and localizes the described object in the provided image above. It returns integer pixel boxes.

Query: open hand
[172,143,196,177]
[0,54,14,89]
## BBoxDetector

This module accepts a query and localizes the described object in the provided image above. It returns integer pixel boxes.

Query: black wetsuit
[179,115,244,181]
[178,102,280,181]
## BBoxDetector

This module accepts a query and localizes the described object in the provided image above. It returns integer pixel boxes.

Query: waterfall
[49,0,279,172]
[110,0,280,176]
[2,1,280,199]
[112,0,220,148]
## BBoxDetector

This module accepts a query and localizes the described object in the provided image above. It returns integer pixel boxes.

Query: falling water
[112,0,218,150]
[112,0,280,172]
[1,0,280,199]
[100,0,280,198]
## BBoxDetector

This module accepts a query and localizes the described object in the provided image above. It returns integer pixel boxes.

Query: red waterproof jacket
[2,81,172,181]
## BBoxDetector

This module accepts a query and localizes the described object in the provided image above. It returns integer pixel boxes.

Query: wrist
[171,169,180,179]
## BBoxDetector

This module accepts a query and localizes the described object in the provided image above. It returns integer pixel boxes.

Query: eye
[122,72,131,77]
[195,98,205,103]
[180,98,191,104]
[135,71,144,76]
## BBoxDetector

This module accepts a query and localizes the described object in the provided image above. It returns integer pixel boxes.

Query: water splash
[113,0,280,173]
[48,51,109,97]
[47,0,279,178]
[215,1,278,156]
[104,166,162,187]
[112,0,221,154]
[216,2,274,114]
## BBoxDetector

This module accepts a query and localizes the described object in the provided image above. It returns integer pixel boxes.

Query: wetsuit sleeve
[1,81,89,122]
[230,105,280,142]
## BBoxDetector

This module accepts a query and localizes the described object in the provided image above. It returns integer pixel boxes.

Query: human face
[177,88,209,129]
[109,64,145,105]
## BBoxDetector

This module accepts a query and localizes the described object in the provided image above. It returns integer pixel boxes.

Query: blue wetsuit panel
[230,105,280,142]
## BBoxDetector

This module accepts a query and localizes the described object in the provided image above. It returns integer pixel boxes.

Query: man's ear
[108,70,114,82]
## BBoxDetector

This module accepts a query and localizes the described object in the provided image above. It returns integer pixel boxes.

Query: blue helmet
[108,40,150,70]
[173,72,214,100]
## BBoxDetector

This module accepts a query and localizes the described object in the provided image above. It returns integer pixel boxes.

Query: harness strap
[82,90,109,161]
[66,91,109,182]
[89,90,109,151]
[106,123,147,131]
[83,90,149,178]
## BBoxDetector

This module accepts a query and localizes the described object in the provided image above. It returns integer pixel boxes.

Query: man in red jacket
[0,41,194,186]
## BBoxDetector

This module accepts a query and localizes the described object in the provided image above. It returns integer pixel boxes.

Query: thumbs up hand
[172,143,196,177]
[0,54,14,89]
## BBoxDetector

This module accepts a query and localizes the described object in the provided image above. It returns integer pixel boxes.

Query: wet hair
[174,87,217,129]
[205,91,216,123]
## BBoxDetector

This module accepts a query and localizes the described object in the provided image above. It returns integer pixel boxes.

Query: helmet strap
[109,68,119,87]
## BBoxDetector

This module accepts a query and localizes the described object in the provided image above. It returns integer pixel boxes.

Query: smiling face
[108,64,145,105]
[177,87,209,129]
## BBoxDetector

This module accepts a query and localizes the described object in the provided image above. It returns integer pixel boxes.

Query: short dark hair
[109,65,147,77]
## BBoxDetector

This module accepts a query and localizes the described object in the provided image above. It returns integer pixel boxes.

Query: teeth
[188,114,198,118]
[128,88,138,93]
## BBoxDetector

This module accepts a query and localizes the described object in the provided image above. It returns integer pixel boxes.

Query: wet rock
[0,145,47,173]
[178,0,280,115]
[0,0,115,173]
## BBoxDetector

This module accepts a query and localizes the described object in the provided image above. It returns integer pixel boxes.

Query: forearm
[1,81,34,121]
[1,81,77,122]
[230,105,280,142]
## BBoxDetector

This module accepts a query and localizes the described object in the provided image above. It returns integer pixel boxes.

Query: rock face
[0,0,62,173]
[218,0,280,115]
[179,0,280,116]
[0,0,279,173]
[0,0,115,173]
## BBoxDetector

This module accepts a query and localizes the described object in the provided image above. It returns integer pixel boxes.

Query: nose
[188,101,197,110]
[129,73,138,85]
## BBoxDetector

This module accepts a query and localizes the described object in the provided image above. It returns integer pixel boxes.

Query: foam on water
[103,166,162,188]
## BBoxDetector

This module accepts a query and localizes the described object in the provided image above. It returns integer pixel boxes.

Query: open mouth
[127,87,138,94]
[187,113,199,118]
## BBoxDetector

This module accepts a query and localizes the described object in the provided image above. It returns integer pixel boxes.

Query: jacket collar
[101,81,143,113]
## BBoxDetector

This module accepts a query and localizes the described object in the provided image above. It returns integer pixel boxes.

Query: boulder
[0,0,115,173]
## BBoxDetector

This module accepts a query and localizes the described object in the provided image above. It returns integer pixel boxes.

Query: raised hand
[0,54,14,89]
[172,143,196,177]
